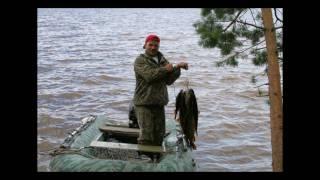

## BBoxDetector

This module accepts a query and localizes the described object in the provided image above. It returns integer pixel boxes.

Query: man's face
[145,40,159,56]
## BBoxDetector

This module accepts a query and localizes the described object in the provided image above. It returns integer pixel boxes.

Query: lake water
[38,8,272,172]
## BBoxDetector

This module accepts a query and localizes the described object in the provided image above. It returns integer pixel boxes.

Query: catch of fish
[174,88,199,150]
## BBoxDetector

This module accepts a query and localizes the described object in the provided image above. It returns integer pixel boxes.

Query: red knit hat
[145,35,160,44]
[143,35,160,49]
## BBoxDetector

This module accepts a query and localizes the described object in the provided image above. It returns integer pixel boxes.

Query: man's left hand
[177,62,188,70]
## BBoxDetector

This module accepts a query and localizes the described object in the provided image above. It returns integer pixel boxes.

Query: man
[133,35,188,149]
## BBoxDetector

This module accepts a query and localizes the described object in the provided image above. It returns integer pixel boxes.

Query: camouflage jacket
[133,52,181,106]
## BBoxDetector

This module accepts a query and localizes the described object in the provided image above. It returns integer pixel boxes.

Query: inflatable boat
[49,115,197,172]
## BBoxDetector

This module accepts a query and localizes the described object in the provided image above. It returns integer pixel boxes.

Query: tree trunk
[261,8,283,172]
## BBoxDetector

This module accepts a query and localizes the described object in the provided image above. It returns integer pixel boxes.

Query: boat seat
[90,141,165,153]
[99,124,140,137]
[94,125,165,153]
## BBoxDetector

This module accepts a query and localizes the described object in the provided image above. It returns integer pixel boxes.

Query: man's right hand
[165,64,174,72]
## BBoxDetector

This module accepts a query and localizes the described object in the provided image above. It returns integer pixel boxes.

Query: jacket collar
[143,51,163,59]
[142,51,165,64]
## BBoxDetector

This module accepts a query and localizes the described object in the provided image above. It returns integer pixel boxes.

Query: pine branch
[255,83,269,88]
[249,8,257,26]
[238,9,248,19]
[235,20,264,29]
[223,10,243,32]
[235,40,266,54]
[274,8,283,23]
[254,46,267,51]
[274,26,283,30]
[277,8,283,16]
[213,20,235,23]
[217,40,266,64]
[216,54,238,66]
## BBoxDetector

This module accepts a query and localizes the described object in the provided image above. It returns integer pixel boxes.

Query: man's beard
[147,50,158,56]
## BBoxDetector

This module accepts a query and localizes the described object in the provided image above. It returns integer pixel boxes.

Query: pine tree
[194,8,283,172]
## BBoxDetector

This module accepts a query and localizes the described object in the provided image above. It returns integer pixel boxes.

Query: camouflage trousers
[135,105,165,146]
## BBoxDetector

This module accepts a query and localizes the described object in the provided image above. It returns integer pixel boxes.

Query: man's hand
[177,62,188,70]
[165,63,174,72]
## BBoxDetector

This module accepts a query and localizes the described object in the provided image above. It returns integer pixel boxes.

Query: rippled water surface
[38,8,272,172]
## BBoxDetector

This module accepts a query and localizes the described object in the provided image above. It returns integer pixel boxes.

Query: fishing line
[184,59,190,90]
